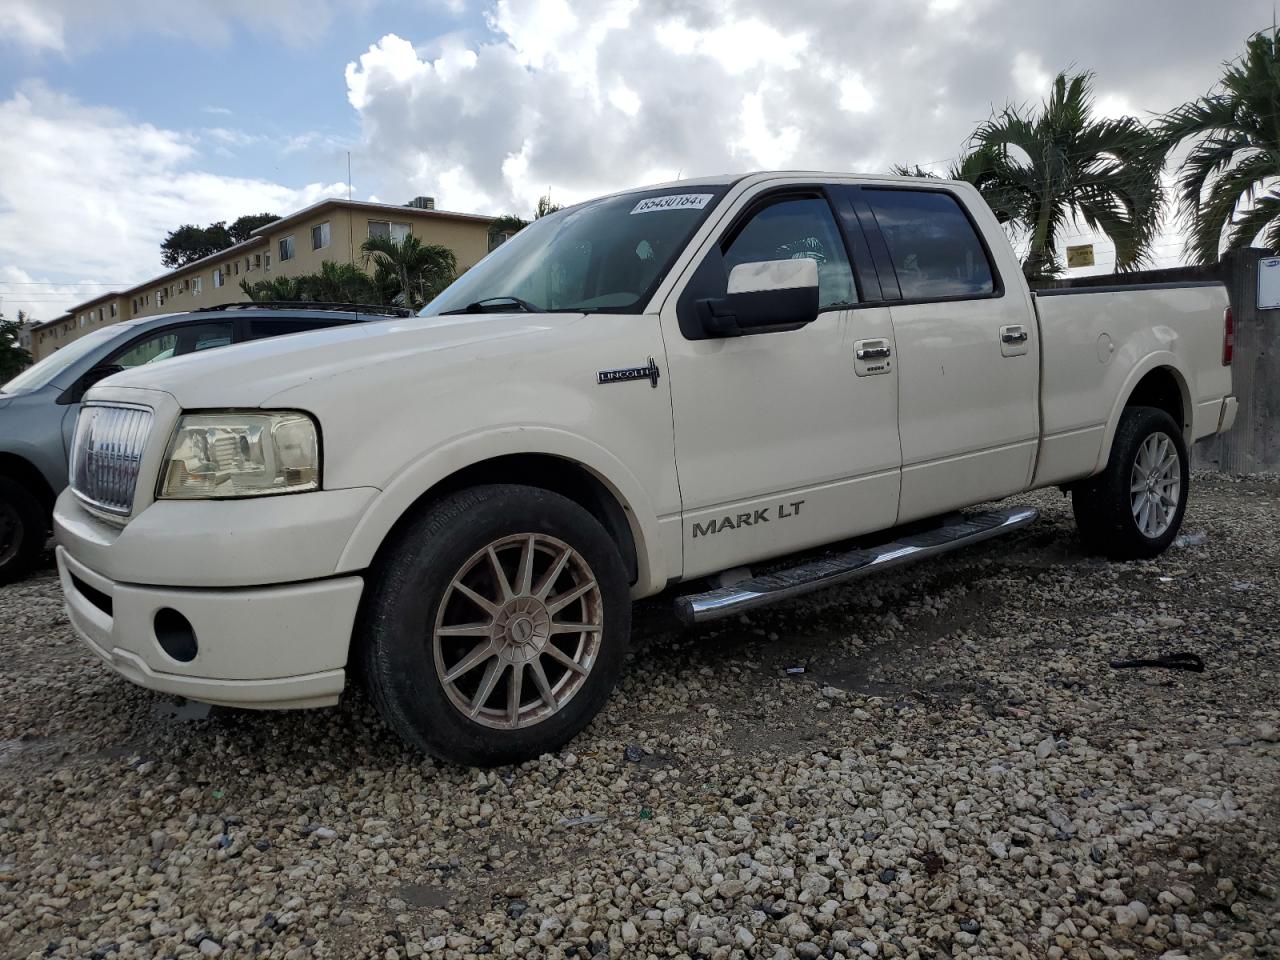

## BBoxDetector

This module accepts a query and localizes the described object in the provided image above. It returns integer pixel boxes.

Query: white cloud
[342,0,1265,236]
[0,84,347,321]
[0,0,373,52]
[1012,51,1051,100]
[0,266,99,324]
[0,3,64,52]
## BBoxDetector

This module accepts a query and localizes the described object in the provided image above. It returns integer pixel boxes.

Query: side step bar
[674,506,1038,624]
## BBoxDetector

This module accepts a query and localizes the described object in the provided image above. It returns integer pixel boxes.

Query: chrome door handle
[1001,328,1028,344]
[856,345,892,360]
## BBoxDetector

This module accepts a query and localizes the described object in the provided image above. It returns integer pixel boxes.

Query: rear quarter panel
[1034,283,1230,486]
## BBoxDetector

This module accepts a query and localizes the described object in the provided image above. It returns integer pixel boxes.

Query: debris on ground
[0,477,1277,959]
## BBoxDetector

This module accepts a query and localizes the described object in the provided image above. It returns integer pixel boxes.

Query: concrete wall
[1193,248,1280,474]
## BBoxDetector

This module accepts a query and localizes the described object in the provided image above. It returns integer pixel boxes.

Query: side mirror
[695,259,820,337]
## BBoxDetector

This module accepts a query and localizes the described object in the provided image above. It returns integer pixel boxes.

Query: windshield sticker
[630,194,714,215]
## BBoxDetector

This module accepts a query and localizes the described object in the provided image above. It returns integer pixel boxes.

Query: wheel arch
[0,451,57,523]
[1095,356,1192,474]
[337,431,668,595]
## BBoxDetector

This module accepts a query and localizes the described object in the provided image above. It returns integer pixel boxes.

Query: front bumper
[57,546,362,709]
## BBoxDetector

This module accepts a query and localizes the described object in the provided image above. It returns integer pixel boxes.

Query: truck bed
[1032,280,1231,487]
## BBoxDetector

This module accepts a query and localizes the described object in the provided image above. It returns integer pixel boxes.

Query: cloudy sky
[0,0,1272,321]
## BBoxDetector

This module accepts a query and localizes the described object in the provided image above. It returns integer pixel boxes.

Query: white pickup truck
[54,172,1237,765]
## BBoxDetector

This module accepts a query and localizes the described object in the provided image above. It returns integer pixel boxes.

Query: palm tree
[954,72,1165,279]
[361,234,457,309]
[1158,29,1280,264]
[240,276,310,302]
[308,261,378,303]
[534,193,562,218]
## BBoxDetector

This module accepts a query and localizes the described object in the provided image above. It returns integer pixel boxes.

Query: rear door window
[109,332,179,369]
[187,323,234,353]
[246,318,349,341]
[864,189,996,300]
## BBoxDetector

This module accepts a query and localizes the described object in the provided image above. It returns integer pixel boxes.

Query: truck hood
[93,312,568,409]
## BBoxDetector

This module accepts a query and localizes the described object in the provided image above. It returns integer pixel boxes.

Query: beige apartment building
[29,197,498,362]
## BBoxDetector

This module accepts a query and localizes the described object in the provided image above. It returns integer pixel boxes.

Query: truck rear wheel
[0,477,46,585]
[360,484,631,766]
[1072,406,1189,560]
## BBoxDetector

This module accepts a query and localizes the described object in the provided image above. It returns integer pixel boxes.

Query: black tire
[1072,406,1190,560]
[0,477,46,586]
[359,484,631,766]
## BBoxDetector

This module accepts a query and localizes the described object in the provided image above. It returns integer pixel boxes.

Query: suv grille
[70,403,154,517]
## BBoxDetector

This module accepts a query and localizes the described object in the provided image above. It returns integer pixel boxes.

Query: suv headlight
[159,411,320,499]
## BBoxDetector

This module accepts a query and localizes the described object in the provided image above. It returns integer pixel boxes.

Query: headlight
[159,411,320,500]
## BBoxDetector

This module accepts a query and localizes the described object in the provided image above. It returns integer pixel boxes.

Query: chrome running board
[674,506,1038,624]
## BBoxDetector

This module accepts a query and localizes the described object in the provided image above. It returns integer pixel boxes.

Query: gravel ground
[1,476,1278,960]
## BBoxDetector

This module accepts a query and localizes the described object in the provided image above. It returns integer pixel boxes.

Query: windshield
[1,325,120,395]
[422,186,729,316]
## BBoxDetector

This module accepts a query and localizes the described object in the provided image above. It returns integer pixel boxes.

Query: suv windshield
[422,186,729,316]
[1,325,120,395]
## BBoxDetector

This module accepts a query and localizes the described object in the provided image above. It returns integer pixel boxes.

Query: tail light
[1222,306,1234,366]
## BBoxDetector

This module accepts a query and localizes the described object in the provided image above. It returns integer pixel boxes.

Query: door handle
[1001,328,1028,344]
[856,345,892,360]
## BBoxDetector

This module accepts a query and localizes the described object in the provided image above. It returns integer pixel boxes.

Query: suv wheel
[1072,406,1190,560]
[360,484,630,766]
[0,477,46,585]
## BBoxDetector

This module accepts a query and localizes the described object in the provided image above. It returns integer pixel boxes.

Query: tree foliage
[487,193,563,248]
[964,72,1163,279]
[239,262,383,304]
[0,309,33,383]
[161,213,280,268]
[898,72,1164,279]
[227,213,280,244]
[360,234,458,308]
[1158,29,1280,264]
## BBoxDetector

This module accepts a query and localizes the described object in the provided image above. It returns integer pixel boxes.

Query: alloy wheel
[432,533,603,730]
[1130,432,1181,539]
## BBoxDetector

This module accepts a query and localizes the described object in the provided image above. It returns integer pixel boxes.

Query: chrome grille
[70,403,154,517]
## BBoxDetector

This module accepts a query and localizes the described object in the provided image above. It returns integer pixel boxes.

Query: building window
[110,303,117,317]
[311,221,331,250]
[213,268,224,288]
[233,260,239,275]
[157,290,166,307]
[488,230,518,253]
[193,276,203,295]
[254,253,262,269]
[265,252,271,269]
[368,220,410,244]
[279,235,296,261]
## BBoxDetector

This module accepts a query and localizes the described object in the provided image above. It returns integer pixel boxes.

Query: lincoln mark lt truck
[54,173,1237,765]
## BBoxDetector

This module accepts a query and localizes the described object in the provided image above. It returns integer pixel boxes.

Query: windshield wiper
[442,296,545,315]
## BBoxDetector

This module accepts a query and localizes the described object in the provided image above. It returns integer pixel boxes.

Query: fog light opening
[154,608,198,663]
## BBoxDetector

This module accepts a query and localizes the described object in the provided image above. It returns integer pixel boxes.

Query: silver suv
[0,303,405,583]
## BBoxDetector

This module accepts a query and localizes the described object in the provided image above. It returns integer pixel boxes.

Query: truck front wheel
[1072,406,1190,560]
[360,484,631,766]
